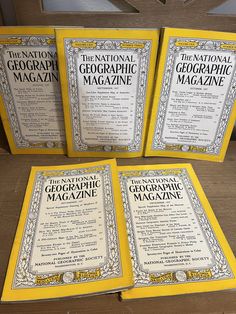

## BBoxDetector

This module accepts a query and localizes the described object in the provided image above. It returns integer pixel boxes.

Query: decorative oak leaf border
[0,35,65,149]
[13,165,121,288]
[65,38,151,153]
[119,168,233,287]
[152,37,236,155]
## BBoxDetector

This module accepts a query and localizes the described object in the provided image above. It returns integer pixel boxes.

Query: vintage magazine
[145,28,236,162]
[119,163,236,299]
[56,28,159,158]
[0,27,66,154]
[1,159,133,301]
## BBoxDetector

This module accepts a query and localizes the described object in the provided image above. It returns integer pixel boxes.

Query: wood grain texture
[0,142,236,313]
[13,0,236,32]
[0,7,3,26]
[0,119,10,155]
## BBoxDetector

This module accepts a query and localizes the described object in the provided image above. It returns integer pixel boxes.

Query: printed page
[30,172,107,275]
[119,164,236,299]
[0,29,65,153]
[146,29,236,161]
[76,50,139,147]
[56,28,158,157]
[1,160,132,301]
[160,50,234,149]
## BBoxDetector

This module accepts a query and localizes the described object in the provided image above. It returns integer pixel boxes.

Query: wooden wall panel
[13,0,236,32]
[0,6,4,25]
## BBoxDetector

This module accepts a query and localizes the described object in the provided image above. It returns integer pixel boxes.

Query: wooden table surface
[0,142,236,314]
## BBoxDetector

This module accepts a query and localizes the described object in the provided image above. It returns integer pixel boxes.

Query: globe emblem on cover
[204,41,214,49]
[27,36,41,46]
[46,141,54,148]
[181,145,190,152]
[175,271,187,282]
[62,272,75,283]
[104,40,113,49]
[104,145,112,152]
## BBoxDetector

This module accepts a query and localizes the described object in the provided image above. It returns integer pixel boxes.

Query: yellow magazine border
[0,26,65,155]
[56,28,159,158]
[1,159,133,302]
[118,163,236,299]
[145,28,236,162]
